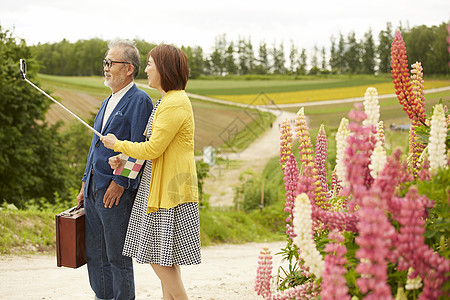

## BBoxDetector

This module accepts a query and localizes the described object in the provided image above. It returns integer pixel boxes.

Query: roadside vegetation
[1,25,449,256]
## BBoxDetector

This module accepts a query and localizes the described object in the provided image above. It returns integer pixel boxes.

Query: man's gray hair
[108,39,140,79]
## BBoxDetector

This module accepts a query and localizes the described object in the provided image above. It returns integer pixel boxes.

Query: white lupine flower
[395,287,407,300]
[405,268,422,290]
[369,142,387,179]
[428,104,447,171]
[335,118,350,187]
[292,193,324,279]
[363,87,380,126]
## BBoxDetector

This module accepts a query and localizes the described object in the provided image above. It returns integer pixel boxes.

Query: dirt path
[0,241,286,299]
[204,110,297,207]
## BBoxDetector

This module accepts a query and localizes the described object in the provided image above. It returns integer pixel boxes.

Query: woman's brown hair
[148,44,189,92]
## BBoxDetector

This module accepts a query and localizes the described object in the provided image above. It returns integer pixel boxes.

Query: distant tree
[237,37,254,75]
[345,31,362,73]
[377,22,393,73]
[404,23,450,74]
[255,41,269,74]
[135,39,158,79]
[272,42,286,74]
[426,23,450,74]
[309,45,320,75]
[298,48,307,75]
[181,45,205,79]
[336,33,346,74]
[361,28,376,74]
[329,35,338,73]
[209,34,227,75]
[0,27,72,207]
[224,42,237,75]
[190,46,206,78]
[289,41,298,74]
[321,46,328,73]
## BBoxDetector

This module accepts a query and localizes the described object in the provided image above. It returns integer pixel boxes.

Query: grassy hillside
[38,73,449,148]
[38,74,275,151]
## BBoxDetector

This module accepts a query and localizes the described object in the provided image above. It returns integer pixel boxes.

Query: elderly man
[77,39,153,300]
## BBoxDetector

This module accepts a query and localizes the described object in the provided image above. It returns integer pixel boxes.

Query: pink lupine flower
[355,193,395,299]
[255,247,273,297]
[269,281,319,300]
[283,154,299,240]
[314,124,328,194]
[328,167,342,199]
[390,188,450,300]
[344,104,376,210]
[391,31,426,124]
[321,230,350,300]
[279,119,293,171]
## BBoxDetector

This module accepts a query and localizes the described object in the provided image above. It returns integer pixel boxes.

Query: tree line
[31,21,449,79]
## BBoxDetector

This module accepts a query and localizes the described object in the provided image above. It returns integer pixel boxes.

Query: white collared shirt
[102,81,134,130]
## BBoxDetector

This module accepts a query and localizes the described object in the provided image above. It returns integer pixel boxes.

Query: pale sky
[1,0,449,54]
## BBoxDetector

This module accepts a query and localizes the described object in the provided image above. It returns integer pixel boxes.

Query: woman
[101,44,200,300]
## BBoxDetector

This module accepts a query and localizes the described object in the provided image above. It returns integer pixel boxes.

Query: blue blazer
[82,83,153,195]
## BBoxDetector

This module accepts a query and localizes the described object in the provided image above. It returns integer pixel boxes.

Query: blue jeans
[85,177,135,300]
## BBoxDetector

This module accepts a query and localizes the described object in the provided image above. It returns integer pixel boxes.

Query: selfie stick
[19,59,103,138]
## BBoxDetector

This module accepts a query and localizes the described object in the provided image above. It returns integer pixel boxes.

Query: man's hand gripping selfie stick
[19,59,103,138]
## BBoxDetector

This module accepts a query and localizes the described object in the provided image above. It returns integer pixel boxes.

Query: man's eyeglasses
[103,59,131,68]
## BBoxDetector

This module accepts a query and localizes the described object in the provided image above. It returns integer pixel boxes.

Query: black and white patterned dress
[122,99,201,266]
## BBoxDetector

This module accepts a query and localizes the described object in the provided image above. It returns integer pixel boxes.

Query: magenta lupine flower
[344,104,376,210]
[312,206,358,232]
[391,31,426,124]
[321,230,350,300]
[390,187,450,299]
[328,167,342,199]
[269,282,319,300]
[283,154,299,240]
[314,124,328,194]
[417,158,431,181]
[279,119,293,171]
[255,247,273,298]
[355,193,396,299]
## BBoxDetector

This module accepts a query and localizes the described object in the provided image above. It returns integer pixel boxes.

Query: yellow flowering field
[209,80,450,105]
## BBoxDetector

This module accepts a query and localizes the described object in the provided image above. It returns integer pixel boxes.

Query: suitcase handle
[60,203,84,216]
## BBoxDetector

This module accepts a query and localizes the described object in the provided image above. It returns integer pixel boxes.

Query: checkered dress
[122,98,201,266]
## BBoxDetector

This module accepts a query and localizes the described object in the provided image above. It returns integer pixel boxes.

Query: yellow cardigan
[114,90,198,213]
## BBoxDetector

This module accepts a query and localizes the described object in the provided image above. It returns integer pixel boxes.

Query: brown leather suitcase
[55,204,86,268]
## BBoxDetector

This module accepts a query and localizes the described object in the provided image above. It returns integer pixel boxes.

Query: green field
[182,76,393,95]
[38,73,450,137]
